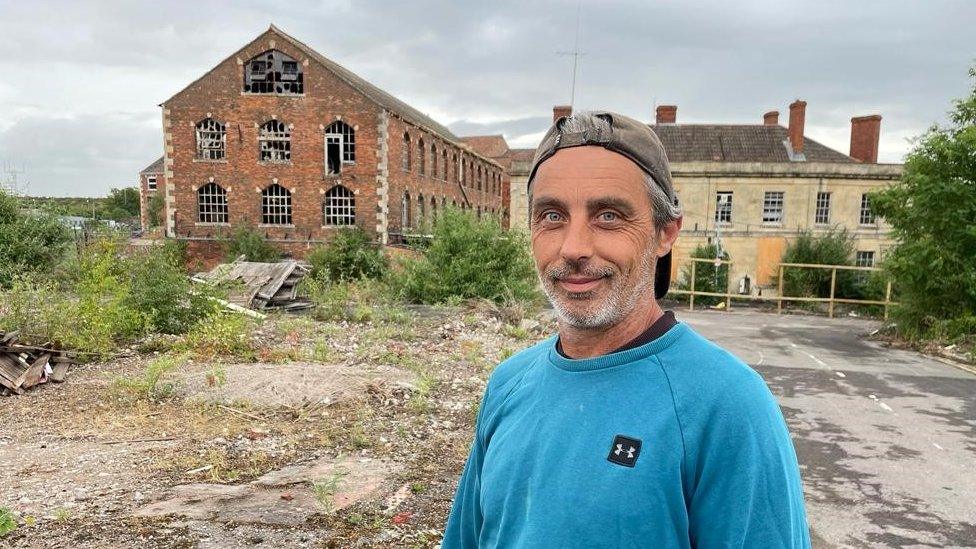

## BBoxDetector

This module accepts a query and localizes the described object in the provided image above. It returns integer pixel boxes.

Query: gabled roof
[268,25,460,142]
[460,135,510,158]
[140,156,164,174]
[164,25,463,146]
[649,124,854,163]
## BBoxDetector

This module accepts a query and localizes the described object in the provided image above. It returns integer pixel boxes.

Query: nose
[559,217,595,265]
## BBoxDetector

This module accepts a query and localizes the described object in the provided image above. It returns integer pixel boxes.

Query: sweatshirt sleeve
[441,387,490,549]
[684,371,811,549]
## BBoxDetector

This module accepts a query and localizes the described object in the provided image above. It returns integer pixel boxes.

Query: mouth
[557,277,604,293]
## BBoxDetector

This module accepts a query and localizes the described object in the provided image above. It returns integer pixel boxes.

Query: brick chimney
[788,100,806,154]
[763,110,779,125]
[553,105,572,122]
[849,114,882,163]
[656,105,677,124]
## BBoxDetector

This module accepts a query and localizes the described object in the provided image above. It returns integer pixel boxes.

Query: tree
[871,65,976,340]
[678,244,729,306]
[103,187,141,220]
[780,229,860,299]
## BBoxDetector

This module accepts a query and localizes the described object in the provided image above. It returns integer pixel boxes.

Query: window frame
[715,191,733,224]
[762,191,785,225]
[259,120,291,163]
[859,193,876,225]
[323,184,355,227]
[195,118,226,161]
[815,191,831,225]
[196,182,229,225]
[261,183,293,226]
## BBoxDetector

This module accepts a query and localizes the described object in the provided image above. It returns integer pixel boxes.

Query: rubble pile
[0,331,76,396]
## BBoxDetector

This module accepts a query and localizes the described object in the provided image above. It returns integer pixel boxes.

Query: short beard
[539,245,658,330]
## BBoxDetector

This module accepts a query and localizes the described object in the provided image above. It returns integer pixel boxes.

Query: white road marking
[879,402,893,412]
[802,350,828,367]
[933,443,945,451]
[756,351,765,366]
[835,371,846,378]
[790,342,798,348]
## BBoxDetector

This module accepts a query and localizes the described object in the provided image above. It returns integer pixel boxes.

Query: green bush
[307,227,387,281]
[303,277,405,323]
[147,193,165,228]
[677,244,729,306]
[781,229,862,299]
[0,190,73,288]
[392,208,538,304]
[0,507,15,537]
[225,227,281,262]
[0,237,223,360]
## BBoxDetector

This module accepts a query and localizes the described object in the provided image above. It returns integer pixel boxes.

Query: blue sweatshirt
[442,322,810,548]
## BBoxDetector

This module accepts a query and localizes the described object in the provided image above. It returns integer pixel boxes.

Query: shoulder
[485,336,552,398]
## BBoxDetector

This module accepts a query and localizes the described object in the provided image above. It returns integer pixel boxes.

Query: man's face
[530,147,676,329]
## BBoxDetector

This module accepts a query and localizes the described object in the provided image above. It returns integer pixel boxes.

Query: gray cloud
[0,0,972,196]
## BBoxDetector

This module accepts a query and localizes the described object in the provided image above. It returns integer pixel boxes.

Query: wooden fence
[668,258,897,319]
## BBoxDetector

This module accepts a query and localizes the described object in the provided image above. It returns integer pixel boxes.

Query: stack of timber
[200,257,313,312]
[0,331,76,396]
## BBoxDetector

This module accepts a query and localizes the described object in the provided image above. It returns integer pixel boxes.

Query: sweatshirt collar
[548,322,688,373]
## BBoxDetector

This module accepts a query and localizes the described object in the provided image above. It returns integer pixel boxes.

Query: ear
[656,216,683,257]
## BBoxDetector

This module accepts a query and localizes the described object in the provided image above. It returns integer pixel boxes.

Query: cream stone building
[495,101,900,295]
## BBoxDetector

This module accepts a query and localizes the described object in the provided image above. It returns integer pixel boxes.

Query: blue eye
[544,212,562,222]
[599,211,618,222]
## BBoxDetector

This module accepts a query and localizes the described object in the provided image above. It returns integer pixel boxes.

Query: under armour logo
[607,435,642,467]
[614,444,636,459]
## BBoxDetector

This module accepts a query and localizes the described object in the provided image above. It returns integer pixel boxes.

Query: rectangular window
[325,133,342,175]
[815,191,831,225]
[859,194,876,225]
[715,191,732,224]
[762,191,784,224]
[147,176,157,191]
[856,251,875,267]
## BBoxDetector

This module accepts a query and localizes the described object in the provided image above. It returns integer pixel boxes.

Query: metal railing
[669,258,897,319]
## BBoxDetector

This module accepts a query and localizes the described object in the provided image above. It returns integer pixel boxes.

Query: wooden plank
[21,353,50,389]
[0,354,28,388]
[1,330,19,344]
[257,261,298,301]
[50,361,69,383]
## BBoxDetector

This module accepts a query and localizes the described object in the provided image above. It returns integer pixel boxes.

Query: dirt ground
[0,304,553,548]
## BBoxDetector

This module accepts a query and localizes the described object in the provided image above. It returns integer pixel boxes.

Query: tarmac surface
[679,309,976,549]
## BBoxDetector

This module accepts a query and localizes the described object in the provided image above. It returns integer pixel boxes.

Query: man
[441,111,810,548]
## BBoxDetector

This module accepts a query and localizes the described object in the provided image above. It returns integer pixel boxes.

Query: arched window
[323,185,355,226]
[402,191,412,229]
[197,183,228,224]
[477,206,481,219]
[451,154,457,182]
[430,143,438,179]
[196,119,226,161]
[430,196,437,220]
[418,138,426,175]
[325,120,355,175]
[244,50,303,94]
[452,199,458,208]
[259,120,291,162]
[441,150,448,181]
[402,133,411,171]
[262,184,292,225]
[477,166,483,191]
[418,193,426,224]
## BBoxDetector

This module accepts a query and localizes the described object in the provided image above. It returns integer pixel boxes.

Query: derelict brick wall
[138,171,164,232]
[385,115,505,232]
[163,29,382,250]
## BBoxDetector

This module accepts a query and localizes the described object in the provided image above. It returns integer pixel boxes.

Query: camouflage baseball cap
[527,111,679,300]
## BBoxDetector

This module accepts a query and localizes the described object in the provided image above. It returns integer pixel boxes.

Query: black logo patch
[607,435,642,467]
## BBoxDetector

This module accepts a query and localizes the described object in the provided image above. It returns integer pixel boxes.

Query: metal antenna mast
[556,0,585,109]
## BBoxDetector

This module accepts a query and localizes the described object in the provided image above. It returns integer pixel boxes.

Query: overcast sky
[0,0,973,197]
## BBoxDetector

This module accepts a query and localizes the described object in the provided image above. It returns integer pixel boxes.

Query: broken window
[450,154,457,182]
[260,120,291,162]
[244,50,304,94]
[402,191,412,229]
[402,133,411,171]
[430,143,438,179]
[418,193,426,224]
[859,194,876,225]
[815,191,831,225]
[196,118,226,161]
[262,184,292,225]
[418,138,426,176]
[324,121,355,176]
[430,196,437,220]
[197,183,229,224]
[477,166,483,191]
[762,191,784,224]
[715,191,732,224]
[441,150,448,181]
[323,184,355,226]
[147,176,157,190]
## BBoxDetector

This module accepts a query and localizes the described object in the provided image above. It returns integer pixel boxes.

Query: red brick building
[138,156,164,231]
[141,25,505,262]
